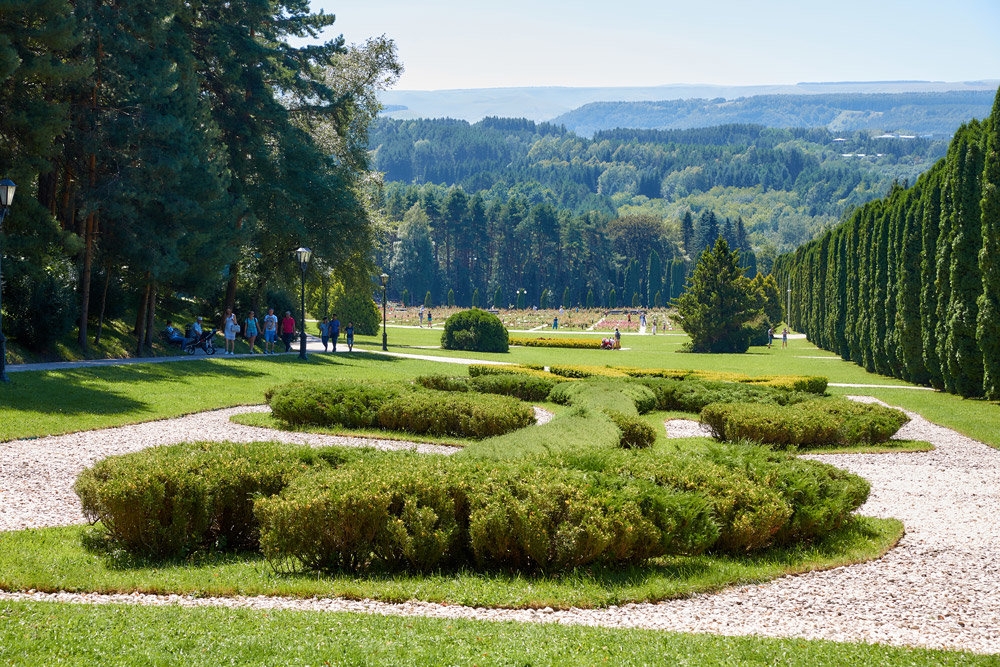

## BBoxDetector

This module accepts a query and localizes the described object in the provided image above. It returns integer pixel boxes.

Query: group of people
[166,308,356,356]
[601,327,622,350]
[418,306,433,327]
[766,327,791,349]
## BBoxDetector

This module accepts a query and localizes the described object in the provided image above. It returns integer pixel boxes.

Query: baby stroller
[184,326,217,355]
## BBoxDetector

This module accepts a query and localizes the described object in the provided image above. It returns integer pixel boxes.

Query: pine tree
[978,90,1000,399]
[945,135,985,396]
[448,289,455,307]
[921,175,943,388]
[561,286,570,308]
[680,210,694,258]
[674,239,756,353]
[586,289,595,309]
[424,291,433,308]
[494,286,503,309]
[698,211,719,252]
[402,289,410,307]
[670,258,686,300]
[654,291,662,307]
[472,289,480,308]
[896,190,926,384]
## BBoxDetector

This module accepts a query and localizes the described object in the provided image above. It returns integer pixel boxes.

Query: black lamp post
[295,247,312,360]
[0,178,16,383]
[380,272,389,351]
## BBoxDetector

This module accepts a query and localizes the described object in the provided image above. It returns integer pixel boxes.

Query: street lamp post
[0,178,16,383]
[380,272,389,351]
[295,247,312,360]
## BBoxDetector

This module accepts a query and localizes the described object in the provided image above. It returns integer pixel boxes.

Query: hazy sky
[310,0,1000,90]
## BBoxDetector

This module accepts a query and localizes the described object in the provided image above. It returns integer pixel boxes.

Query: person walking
[319,317,330,352]
[346,321,355,351]
[652,317,657,335]
[767,327,774,349]
[280,311,296,352]
[223,308,239,355]
[244,311,259,354]
[330,314,340,352]
[614,327,621,349]
[263,308,278,354]
[427,310,432,327]
[419,306,425,327]
[781,327,789,349]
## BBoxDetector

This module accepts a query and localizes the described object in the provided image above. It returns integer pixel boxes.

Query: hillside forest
[774,89,1000,399]
[370,117,949,308]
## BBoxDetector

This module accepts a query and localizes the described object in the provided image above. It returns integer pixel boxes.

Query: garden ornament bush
[441,309,509,352]
[700,398,909,447]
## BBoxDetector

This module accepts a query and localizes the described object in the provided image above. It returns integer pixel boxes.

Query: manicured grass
[0,517,901,610]
[2,598,988,667]
[0,353,446,442]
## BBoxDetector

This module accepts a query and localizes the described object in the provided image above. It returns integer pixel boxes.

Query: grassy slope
[2,599,989,666]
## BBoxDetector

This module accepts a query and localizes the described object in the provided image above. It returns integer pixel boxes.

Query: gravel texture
[2,399,999,654]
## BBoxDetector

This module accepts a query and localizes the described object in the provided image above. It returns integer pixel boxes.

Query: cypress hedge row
[773,88,1000,398]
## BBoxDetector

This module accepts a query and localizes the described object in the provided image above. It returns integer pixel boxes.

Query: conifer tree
[562,286,570,308]
[921,175,943,388]
[896,190,926,383]
[945,135,985,396]
[586,289,595,309]
[977,91,1000,399]
[680,210,694,258]
[494,287,503,309]
[674,239,756,353]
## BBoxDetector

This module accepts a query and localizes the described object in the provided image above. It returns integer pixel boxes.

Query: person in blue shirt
[319,317,330,351]
[346,322,355,351]
[331,314,340,352]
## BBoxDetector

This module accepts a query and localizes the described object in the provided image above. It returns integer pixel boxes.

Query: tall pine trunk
[135,280,150,356]
[94,265,111,345]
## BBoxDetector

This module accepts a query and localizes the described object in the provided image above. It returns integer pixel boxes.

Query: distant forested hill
[551,90,996,137]
[370,116,950,253]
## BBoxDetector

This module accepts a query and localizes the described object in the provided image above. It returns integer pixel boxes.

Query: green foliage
[332,288,381,336]
[604,410,657,449]
[469,374,555,402]
[637,377,815,413]
[401,289,409,307]
[74,441,337,558]
[447,289,455,307]
[700,399,909,447]
[509,336,601,349]
[774,87,1000,398]
[424,291,433,307]
[268,381,405,428]
[440,309,509,352]
[377,391,534,439]
[675,239,758,353]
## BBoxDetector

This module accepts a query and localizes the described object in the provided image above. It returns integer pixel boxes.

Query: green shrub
[256,456,465,573]
[549,379,656,415]
[637,377,814,413]
[440,309,509,353]
[700,398,908,447]
[415,374,471,392]
[469,373,555,402]
[508,337,601,349]
[75,442,343,558]
[268,380,404,428]
[467,364,565,381]
[377,391,534,439]
[604,410,656,449]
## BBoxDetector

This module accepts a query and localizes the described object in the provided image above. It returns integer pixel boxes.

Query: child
[346,322,355,351]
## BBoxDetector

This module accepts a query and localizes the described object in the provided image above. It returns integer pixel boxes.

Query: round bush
[440,309,509,353]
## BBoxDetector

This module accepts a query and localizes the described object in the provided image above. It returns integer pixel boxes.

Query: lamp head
[0,179,15,208]
[295,247,312,265]
[380,272,389,287]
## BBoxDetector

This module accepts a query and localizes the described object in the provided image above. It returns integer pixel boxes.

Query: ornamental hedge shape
[269,380,406,428]
[700,398,909,447]
[416,373,556,402]
[441,309,509,353]
[508,337,601,349]
[74,441,355,558]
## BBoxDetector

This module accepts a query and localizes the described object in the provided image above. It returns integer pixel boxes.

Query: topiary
[440,308,509,353]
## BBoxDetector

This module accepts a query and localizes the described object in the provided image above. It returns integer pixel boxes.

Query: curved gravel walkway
[2,401,999,654]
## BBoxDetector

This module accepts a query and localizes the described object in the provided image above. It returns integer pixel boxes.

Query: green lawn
[1,598,988,666]
[0,353,446,442]
[0,518,900,609]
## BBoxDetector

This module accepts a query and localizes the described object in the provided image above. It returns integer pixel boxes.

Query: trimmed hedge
[637,377,815,414]
[441,309,509,353]
[269,381,405,428]
[700,398,909,447]
[378,391,535,439]
[268,379,535,439]
[255,457,720,573]
[509,337,601,349]
[549,365,629,379]
[74,441,355,558]
[604,410,657,449]
[468,364,564,381]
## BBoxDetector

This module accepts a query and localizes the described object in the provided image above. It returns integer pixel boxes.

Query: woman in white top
[223,308,239,355]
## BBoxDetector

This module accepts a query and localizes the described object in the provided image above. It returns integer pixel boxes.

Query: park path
[1,398,999,654]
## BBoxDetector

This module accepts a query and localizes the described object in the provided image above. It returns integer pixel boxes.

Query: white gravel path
[1,400,999,654]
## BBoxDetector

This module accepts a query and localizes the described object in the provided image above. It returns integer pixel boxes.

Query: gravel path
[0,406,554,532]
[2,401,999,654]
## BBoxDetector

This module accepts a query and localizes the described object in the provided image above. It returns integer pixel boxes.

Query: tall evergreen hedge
[773,87,1000,398]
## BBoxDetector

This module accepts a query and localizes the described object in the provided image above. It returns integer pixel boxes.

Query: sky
[310,0,1000,91]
